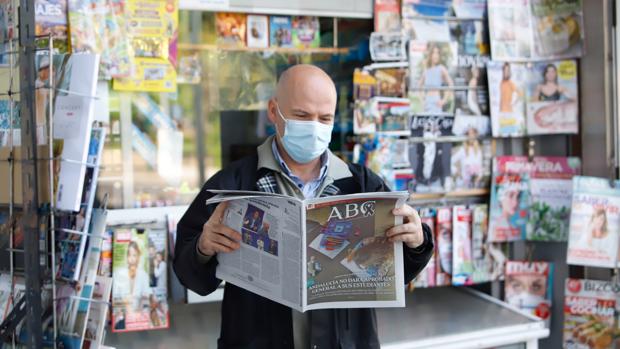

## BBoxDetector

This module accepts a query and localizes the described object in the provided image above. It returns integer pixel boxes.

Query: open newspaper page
[207,192,305,311]
[303,192,408,311]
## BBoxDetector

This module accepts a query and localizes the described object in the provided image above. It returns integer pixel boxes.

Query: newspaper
[207,190,409,312]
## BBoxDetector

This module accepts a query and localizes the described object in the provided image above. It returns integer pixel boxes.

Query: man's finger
[216,224,242,242]
[392,204,420,224]
[211,232,240,250]
[211,201,229,222]
[209,240,234,254]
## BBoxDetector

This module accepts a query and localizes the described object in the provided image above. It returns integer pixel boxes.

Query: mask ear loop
[274,101,287,139]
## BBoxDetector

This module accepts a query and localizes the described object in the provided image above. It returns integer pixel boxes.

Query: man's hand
[198,202,242,256]
[385,204,425,249]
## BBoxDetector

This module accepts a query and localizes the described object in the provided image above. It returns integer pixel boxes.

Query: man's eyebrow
[291,109,311,115]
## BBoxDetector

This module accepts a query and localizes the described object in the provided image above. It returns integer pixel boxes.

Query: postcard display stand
[354,0,592,347]
[0,3,110,349]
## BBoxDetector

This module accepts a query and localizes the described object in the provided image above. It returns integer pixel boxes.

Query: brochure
[375,0,401,33]
[487,61,527,137]
[505,261,553,323]
[269,16,293,48]
[527,156,581,242]
[402,0,451,41]
[526,60,579,135]
[567,176,620,268]
[408,40,458,114]
[563,278,617,349]
[246,15,269,48]
[488,0,584,61]
[208,190,409,311]
[413,208,436,288]
[488,156,530,242]
[435,207,452,286]
[410,114,453,193]
[292,16,320,49]
[370,32,407,62]
[452,205,473,286]
[112,228,169,332]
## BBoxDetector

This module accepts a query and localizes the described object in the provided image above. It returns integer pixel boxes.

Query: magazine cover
[449,19,489,58]
[353,99,378,134]
[409,41,457,114]
[377,99,410,136]
[452,114,490,137]
[410,114,453,193]
[35,0,69,52]
[527,156,581,242]
[505,261,553,323]
[567,176,620,268]
[376,67,408,98]
[435,207,452,286]
[488,0,584,60]
[246,15,268,48]
[269,16,292,48]
[112,228,169,332]
[452,205,473,286]
[487,61,527,137]
[450,138,492,191]
[0,0,16,66]
[98,229,113,277]
[452,0,487,19]
[401,0,451,41]
[526,60,579,135]
[292,16,320,49]
[68,0,131,79]
[471,204,505,283]
[563,278,617,349]
[215,13,246,48]
[83,276,112,349]
[454,65,490,118]
[383,169,415,192]
[375,0,401,33]
[488,156,530,242]
[353,68,377,101]
[370,32,407,62]
[0,100,20,147]
[413,208,436,288]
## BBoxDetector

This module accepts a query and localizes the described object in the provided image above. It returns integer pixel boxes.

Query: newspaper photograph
[207,191,408,311]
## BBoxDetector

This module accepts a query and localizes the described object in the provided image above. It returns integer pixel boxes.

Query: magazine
[353,100,378,134]
[449,138,491,191]
[375,67,408,98]
[452,0,487,19]
[216,13,246,48]
[409,40,458,115]
[410,114,453,193]
[208,190,409,311]
[401,0,451,41]
[526,60,579,135]
[269,16,293,48]
[0,0,17,65]
[505,261,553,323]
[83,276,113,349]
[0,100,20,147]
[68,0,131,79]
[246,15,268,49]
[488,156,530,242]
[413,208,436,288]
[35,0,69,52]
[471,204,506,283]
[488,0,584,61]
[487,61,527,137]
[563,278,618,349]
[435,207,452,286]
[377,98,410,136]
[98,229,113,277]
[452,114,490,137]
[527,156,581,242]
[370,32,407,62]
[452,205,473,286]
[375,0,401,33]
[567,176,620,268]
[292,16,320,49]
[112,228,169,332]
[353,68,377,101]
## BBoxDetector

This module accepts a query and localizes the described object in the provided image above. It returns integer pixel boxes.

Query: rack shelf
[177,43,350,54]
[409,188,490,201]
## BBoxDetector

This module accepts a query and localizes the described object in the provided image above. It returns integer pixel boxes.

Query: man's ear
[267,98,277,125]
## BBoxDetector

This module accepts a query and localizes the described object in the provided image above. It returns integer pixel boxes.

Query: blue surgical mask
[275,103,333,164]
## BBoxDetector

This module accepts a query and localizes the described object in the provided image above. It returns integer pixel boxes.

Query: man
[174,64,434,349]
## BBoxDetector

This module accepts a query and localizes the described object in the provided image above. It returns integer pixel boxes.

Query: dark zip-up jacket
[173,152,434,349]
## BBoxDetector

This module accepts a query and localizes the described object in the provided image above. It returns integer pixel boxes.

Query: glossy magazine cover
[375,0,401,33]
[402,0,451,41]
[292,16,320,49]
[487,61,527,137]
[413,208,436,288]
[435,207,452,286]
[505,261,553,323]
[527,156,581,242]
[410,114,453,193]
[452,205,473,286]
[563,278,617,349]
[269,16,292,48]
[215,12,246,47]
[567,176,620,268]
[488,156,530,242]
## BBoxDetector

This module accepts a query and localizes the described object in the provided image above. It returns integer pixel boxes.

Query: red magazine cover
[435,207,452,286]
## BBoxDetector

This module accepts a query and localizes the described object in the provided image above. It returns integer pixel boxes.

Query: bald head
[275,64,337,103]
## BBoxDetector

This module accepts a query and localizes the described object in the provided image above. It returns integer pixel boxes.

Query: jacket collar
[256,135,352,181]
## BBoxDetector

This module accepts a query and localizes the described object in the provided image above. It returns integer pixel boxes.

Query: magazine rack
[0,2,108,346]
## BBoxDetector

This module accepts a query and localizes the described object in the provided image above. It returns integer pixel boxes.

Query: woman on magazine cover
[493,185,522,232]
[532,64,573,102]
[451,127,483,189]
[113,240,151,311]
[498,63,523,114]
[418,43,454,114]
[577,208,614,257]
[467,66,482,115]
